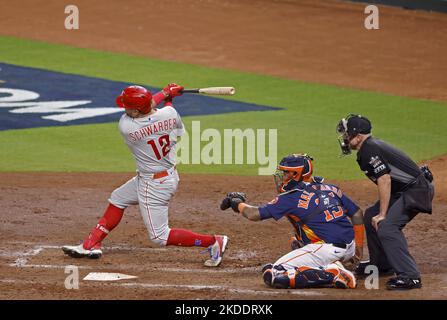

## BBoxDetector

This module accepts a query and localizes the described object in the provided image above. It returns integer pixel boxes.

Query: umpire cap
[346,114,372,136]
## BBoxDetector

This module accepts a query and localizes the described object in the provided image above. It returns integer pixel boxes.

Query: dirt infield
[0,155,446,299]
[0,0,446,102]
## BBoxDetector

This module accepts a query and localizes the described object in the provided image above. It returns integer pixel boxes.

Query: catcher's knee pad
[262,264,290,289]
[264,264,293,289]
[262,264,274,287]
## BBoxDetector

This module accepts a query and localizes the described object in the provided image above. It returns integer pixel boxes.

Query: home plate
[83,272,138,281]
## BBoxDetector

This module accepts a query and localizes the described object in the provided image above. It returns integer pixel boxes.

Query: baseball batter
[62,84,228,267]
[221,154,365,289]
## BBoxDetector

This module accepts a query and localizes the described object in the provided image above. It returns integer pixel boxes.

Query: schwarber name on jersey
[258,183,359,245]
[119,105,184,176]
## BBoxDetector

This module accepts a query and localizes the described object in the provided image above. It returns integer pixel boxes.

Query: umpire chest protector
[357,136,434,214]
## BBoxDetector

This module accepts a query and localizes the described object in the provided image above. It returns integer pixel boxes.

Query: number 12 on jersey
[148,135,171,160]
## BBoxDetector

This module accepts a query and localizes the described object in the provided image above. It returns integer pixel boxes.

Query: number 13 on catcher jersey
[119,105,185,177]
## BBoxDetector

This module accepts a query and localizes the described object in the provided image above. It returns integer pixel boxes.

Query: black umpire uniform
[337,114,434,290]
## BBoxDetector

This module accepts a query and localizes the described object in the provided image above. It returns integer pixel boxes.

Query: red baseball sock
[83,203,124,250]
[166,228,215,247]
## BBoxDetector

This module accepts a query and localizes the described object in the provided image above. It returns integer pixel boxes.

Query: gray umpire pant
[364,194,420,279]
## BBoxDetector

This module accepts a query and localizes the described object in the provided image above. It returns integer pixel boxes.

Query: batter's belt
[152,166,177,179]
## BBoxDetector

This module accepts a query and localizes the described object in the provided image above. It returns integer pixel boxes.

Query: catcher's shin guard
[263,265,336,289]
[294,267,335,288]
[273,270,293,289]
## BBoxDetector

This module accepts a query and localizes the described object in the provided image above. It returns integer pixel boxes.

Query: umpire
[336,114,434,290]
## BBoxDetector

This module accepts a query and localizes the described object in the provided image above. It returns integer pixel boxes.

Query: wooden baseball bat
[181,87,236,96]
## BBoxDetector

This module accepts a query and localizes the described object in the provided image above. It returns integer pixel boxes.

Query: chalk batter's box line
[2,243,258,274]
[13,263,259,274]
[3,242,170,252]
[0,278,324,297]
[1,242,326,297]
[4,242,256,256]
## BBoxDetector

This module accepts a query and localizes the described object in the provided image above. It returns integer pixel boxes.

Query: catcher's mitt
[220,192,247,213]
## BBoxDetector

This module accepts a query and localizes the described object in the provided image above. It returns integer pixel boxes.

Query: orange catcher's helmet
[116,85,152,114]
[274,154,314,192]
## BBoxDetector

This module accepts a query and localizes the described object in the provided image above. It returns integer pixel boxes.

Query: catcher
[221,154,364,289]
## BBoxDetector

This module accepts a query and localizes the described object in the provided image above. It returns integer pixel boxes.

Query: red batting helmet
[116,85,152,114]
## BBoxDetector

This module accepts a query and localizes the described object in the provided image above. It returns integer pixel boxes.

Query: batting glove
[163,83,184,99]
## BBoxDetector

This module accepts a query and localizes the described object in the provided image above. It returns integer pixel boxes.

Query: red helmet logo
[116,85,152,114]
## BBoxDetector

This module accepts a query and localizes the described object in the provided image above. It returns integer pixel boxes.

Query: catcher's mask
[336,114,372,155]
[273,154,314,193]
[116,85,153,114]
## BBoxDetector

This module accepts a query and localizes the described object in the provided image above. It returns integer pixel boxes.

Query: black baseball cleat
[386,277,422,290]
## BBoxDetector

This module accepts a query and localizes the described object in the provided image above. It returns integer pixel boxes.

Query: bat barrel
[181,87,236,95]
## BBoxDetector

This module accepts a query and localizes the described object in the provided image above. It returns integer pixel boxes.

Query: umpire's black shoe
[354,261,370,276]
[386,277,422,290]
[355,261,394,278]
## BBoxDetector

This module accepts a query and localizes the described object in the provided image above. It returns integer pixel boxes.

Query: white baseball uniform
[273,241,355,271]
[109,105,184,246]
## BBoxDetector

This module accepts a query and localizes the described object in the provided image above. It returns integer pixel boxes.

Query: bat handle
[181,89,199,93]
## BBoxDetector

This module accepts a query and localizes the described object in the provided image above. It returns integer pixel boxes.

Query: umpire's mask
[336,114,372,156]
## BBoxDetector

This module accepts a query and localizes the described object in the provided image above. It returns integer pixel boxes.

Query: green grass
[1,35,446,179]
